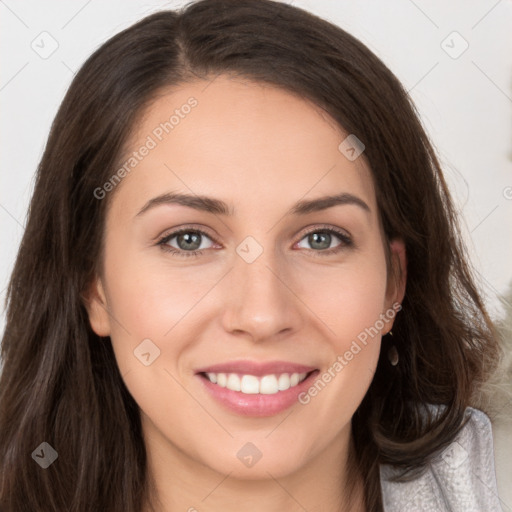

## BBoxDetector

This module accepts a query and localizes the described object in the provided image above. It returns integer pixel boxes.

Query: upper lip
[195,360,317,377]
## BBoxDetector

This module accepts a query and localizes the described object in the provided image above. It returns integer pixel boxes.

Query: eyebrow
[135,191,371,218]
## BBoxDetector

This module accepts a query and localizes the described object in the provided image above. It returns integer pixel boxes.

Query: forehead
[109,74,376,221]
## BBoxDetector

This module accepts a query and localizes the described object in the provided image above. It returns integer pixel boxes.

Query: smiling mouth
[198,370,316,395]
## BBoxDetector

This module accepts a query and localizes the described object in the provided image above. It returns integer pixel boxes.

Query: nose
[221,245,305,343]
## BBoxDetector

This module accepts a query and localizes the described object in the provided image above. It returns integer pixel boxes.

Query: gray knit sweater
[380,407,505,511]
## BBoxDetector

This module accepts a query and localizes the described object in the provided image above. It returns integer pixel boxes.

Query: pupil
[310,232,330,250]
[178,232,201,250]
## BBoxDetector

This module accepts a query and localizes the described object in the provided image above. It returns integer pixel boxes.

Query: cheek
[103,242,221,337]
[292,246,388,400]
[295,250,388,347]
[101,244,229,378]
[292,257,387,438]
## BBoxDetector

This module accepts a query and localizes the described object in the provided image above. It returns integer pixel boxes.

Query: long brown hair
[0,1,501,511]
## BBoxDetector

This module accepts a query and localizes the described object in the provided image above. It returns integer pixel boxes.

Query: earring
[387,331,399,366]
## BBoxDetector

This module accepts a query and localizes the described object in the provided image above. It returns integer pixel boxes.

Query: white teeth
[277,373,290,391]
[204,371,309,394]
[227,373,241,392]
[260,375,279,394]
[241,375,259,394]
[216,373,227,387]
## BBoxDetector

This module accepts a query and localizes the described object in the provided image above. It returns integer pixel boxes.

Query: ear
[82,276,111,337]
[383,238,407,333]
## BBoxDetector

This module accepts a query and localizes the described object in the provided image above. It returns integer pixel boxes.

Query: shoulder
[379,407,504,512]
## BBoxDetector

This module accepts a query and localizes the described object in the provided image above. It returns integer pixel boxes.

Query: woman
[0,0,506,510]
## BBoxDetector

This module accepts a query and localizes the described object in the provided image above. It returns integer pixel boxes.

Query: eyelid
[156,224,219,243]
[298,223,351,240]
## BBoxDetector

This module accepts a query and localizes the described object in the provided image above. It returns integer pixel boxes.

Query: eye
[157,225,353,258]
[157,228,216,257]
[295,226,353,255]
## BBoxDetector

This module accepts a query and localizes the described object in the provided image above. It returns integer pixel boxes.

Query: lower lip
[196,371,319,417]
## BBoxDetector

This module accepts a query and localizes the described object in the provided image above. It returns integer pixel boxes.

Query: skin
[85,74,406,512]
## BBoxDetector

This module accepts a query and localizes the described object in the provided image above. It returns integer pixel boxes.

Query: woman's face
[86,75,406,480]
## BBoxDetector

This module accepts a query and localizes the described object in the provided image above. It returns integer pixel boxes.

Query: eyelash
[156,225,353,258]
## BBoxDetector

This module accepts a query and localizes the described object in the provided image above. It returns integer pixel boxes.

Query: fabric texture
[380,407,504,512]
